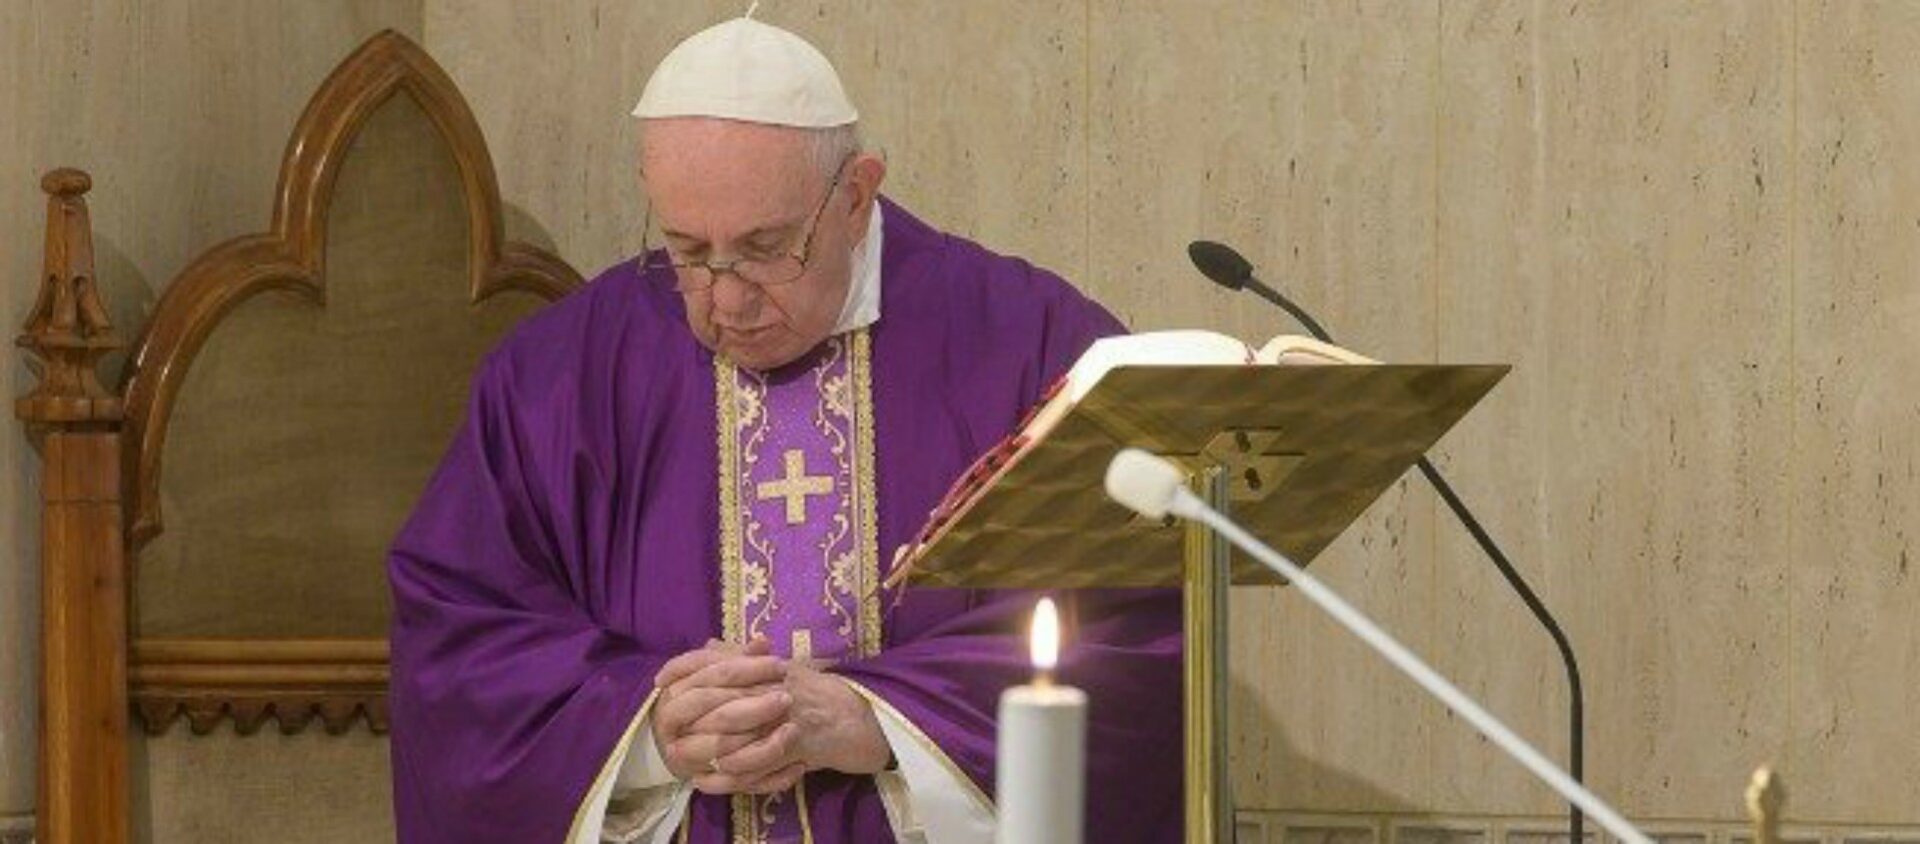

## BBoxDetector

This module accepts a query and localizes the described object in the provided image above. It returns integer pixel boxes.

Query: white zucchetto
[631,5,858,128]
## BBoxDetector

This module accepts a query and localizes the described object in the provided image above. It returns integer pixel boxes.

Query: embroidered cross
[757,449,833,525]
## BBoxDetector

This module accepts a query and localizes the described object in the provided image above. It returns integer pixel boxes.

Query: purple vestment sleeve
[834,588,1183,841]
[839,244,1187,842]
[388,352,665,843]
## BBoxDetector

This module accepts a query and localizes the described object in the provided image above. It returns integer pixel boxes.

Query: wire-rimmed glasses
[642,154,855,292]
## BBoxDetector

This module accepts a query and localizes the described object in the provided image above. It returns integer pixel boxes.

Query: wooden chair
[16,31,582,843]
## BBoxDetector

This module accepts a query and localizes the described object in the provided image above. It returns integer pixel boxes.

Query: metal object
[1747,767,1785,844]
[1184,469,1233,844]
[904,364,1508,588]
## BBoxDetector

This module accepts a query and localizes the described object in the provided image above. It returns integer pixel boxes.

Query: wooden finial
[41,167,92,196]
[16,167,123,427]
[1746,766,1785,844]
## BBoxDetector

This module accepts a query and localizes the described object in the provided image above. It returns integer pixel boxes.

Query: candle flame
[1030,597,1061,672]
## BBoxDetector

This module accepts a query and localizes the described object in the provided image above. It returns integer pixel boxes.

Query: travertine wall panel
[1434,0,1795,817]
[1085,0,1443,812]
[1789,0,1920,821]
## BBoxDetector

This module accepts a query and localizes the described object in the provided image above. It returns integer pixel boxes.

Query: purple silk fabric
[388,199,1183,843]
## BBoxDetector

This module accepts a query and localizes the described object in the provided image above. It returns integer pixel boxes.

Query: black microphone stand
[1224,262,1586,844]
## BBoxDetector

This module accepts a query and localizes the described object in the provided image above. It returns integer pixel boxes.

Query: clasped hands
[650,638,891,796]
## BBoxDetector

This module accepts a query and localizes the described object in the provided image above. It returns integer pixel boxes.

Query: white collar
[830,202,884,334]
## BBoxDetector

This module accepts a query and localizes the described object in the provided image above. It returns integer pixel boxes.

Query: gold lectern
[899,363,1507,842]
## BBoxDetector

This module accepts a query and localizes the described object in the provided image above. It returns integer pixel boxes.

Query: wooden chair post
[16,168,129,844]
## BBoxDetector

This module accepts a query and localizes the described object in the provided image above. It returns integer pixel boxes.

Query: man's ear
[846,152,887,223]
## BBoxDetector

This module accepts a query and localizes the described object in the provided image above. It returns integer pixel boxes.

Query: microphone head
[1187,240,1254,291]
[1105,448,1188,519]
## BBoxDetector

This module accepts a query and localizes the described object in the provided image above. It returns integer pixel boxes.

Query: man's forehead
[656,207,806,242]
[642,120,824,233]
[641,118,815,172]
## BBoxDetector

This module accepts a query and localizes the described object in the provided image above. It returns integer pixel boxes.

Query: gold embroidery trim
[562,688,664,843]
[717,355,759,844]
[717,355,754,843]
[731,793,755,844]
[809,338,858,647]
[715,355,745,644]
[851,330,883,657]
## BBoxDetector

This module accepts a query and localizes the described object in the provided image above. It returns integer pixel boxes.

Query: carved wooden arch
[113,30,582,737]
[120,28,582,548]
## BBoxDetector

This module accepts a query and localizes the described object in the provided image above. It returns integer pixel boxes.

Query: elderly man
[388,12,1181,844]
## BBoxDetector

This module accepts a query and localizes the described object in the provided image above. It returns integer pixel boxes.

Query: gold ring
[708,757,724,775]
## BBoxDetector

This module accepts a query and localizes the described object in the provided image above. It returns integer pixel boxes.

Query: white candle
[995,598,1087,844]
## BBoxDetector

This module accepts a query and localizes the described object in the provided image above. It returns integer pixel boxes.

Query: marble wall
[425,0,1920,829]
[0,0,422,830]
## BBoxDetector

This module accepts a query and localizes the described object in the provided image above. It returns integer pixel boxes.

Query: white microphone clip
[1103,448,1200,520]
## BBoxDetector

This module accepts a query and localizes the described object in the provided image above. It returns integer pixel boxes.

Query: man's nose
[709,271,763,318]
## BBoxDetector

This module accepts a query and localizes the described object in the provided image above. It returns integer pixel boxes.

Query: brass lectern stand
[902,364,1507,842]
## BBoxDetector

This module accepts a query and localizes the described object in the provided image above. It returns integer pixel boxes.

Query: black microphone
[1188,239,1588,844]
[1188,241,1332,342]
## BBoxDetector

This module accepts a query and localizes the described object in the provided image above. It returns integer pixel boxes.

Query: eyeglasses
[642,154,855,292]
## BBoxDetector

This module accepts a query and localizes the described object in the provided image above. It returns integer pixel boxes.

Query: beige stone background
[5,1,1919,842]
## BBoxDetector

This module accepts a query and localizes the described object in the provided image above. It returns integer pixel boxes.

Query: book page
[1254,334,1379,365]
[1064,330,1253,402]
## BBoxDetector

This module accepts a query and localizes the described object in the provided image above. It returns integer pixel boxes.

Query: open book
[894,330,1376,578]
[1037,329,1376,433]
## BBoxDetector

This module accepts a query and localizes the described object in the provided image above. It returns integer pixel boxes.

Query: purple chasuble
[388,199,1183,843]
[720,332,882,840]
